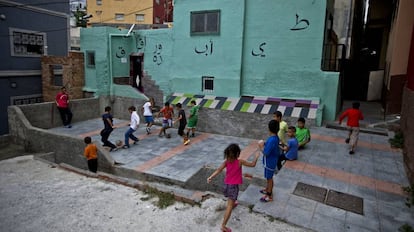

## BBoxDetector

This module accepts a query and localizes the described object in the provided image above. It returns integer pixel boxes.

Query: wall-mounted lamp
[0,14,6,20]
[10,82,17,88]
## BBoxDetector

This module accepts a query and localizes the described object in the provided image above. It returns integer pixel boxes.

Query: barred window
[191,10,220,35]
[10,28,46,57]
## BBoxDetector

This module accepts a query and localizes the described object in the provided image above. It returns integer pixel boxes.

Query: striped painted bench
[167,93,320,120]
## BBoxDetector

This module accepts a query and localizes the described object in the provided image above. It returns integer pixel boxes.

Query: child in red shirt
[339,102,364,154]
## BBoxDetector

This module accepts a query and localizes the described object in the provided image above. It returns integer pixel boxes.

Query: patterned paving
[167,93,320,119]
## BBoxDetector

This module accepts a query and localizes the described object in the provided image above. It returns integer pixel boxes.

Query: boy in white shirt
[123,106,140,149]
[142,97,155,134]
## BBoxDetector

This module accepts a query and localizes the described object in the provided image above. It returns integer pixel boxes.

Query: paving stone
[309,212,345,232]
[314,202,347,221]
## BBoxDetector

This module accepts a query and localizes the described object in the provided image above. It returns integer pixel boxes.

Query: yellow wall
[87,0,153,25]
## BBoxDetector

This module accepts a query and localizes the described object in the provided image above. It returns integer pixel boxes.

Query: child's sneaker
[133,140,139,145]
[146,127,150,134]
[183,138,190,145]
[122,145,129,149]
[260,195,273,202]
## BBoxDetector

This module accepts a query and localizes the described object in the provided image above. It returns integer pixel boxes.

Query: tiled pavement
[49,119,414,232]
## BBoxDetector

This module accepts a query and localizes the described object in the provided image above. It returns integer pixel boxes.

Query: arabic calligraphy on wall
[290,14,309,31]
[116,46,126,58]
[252,42,266,57]
[135,35,146,51]
[195,39,213,56]
[153,43,163,65]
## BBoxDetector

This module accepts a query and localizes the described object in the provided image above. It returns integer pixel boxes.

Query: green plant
[399,223,414,232]
[402,185,414,208]
[141,186,176,209]
[398,185,414,231]
[389,131,404,148]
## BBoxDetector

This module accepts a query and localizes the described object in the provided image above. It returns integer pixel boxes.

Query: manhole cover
[293,182,327,203]
[326,190,364,215]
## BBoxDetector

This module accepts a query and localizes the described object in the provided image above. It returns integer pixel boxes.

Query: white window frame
[96,0,102,6]
[115,13,125,21]
[202,76,214,93]
[9,27,46,57]
[191,10,220,35]
[136,14,145,22]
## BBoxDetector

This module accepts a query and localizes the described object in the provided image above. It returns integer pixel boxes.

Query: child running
[186,100,200,137]
[258,119,280,202]
[339,102,364,154]
[157,102,174,137]
[174,103,190,145]
[142,97,155,134]
[277,126,299,170]
[207,144,260,232]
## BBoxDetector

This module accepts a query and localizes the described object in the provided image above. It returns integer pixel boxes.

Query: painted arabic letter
[290,14,310,31]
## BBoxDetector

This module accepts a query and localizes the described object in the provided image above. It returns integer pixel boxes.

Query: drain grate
[293,182,327,203]
[326,190,364,215]
[292,182,364,215]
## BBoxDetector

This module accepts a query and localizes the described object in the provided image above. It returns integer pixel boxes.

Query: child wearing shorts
[208,144,260,232]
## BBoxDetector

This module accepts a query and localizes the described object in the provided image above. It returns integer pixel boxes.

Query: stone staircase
[141,73,163,109]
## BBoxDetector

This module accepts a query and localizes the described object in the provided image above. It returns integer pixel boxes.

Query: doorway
[130,54,144,92]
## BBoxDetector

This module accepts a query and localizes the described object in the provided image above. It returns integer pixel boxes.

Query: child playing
[277,126,299,170]
[295,117,311,149]
[339,102,364,154]
[142,97,155,134]
[83,136,98,173]
[123,106,140,149]
[100,106,117,152]
[207,143,260,232]
[258,119,280,202]
[174,103,190,145]
[273,111,288,145]
[186,100,200,138]
[157,102,174,137]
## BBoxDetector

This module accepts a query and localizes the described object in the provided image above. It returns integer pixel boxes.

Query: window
[154,16,160,23]
[96,0,102,5]
[10,28,46,57]
[136,14,145,22]
[191,10,220,35]
[202,76,214,93]
[86,51,95,68]
[115,13,124,21]
[51,65,63,86]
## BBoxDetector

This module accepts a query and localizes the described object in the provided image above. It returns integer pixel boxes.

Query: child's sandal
[260,195,273,202]
[259,189,268,194]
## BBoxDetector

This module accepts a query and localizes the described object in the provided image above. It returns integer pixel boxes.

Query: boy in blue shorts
[142,97,155,134]
[258,119,280,202]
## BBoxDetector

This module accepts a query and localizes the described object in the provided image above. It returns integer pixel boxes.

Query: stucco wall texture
[81,0,339,123]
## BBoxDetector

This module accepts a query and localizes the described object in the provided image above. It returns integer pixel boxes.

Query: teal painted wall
[81,27,146,99]
[80,0,339,122]
[168,0,245,97]
[135,29,173,96]
[241,0,339,121]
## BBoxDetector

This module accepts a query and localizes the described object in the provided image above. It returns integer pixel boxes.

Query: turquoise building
[81,0,338,125]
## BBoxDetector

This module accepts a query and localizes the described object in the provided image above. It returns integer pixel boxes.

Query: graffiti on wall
[115,46,126,58]
[290,14,310,31]
[252,42,267,57]
[195,39,213,56]
[135,35,146,51]
[153,43,163,65]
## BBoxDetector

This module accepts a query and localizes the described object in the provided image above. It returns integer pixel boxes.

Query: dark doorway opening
[130,54,144,92]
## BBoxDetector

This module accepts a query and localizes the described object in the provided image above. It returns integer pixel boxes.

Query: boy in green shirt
[186,100,200,137]
[296,117,311,149]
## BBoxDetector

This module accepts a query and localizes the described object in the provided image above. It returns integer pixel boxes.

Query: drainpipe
[239,0,247,97]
